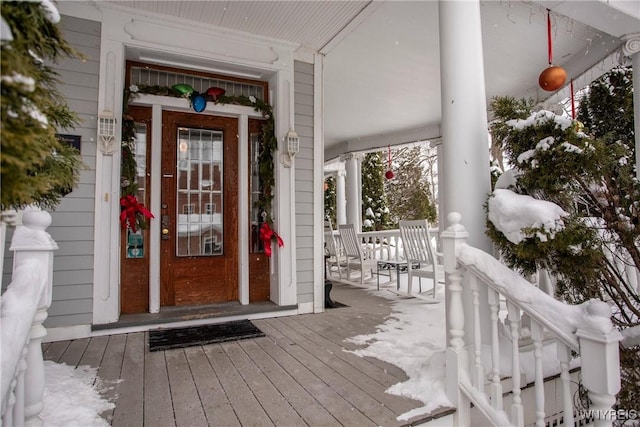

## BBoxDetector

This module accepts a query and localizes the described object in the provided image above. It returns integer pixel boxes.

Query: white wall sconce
[287,129,300,157]
[97,110,117,155]
[281,129,299,167]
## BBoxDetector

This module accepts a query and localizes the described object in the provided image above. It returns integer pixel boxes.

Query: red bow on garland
[120,195,154,232]
[260,222,284,257]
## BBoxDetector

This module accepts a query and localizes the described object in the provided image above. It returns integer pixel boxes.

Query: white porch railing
[1,209,57,427]
[440,212,622,427]
[359,229,402,261]
[359,227,440,261]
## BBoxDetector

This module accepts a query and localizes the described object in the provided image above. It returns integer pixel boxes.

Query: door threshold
[92,301,297,333]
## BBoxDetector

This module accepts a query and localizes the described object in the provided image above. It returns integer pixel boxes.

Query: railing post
[10,208,58,427]
[575,300,622,427]
[441,212,470,426]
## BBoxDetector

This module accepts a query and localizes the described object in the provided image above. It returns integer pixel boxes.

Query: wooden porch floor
[43,282,450,427]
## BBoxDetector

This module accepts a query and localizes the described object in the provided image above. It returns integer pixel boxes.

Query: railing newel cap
[576,299,622,341]
[441,212,468,239]
[9,210,58,252]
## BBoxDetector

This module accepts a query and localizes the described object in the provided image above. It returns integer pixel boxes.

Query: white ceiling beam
[536,1,640,37]
[319,1,383,55]
[325,122,441,162]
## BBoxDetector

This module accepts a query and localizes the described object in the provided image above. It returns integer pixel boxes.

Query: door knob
[161,214,170,240]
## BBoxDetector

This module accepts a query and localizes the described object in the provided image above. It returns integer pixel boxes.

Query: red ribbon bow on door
[120,195,154,232]
[259,222,284,257]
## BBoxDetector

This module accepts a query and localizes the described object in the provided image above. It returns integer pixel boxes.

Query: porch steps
[91,301,298,335]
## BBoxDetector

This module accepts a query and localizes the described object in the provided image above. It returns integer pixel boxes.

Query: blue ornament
[192,93,207,112]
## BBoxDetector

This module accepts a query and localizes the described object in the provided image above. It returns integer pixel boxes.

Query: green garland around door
[121,84,283,255]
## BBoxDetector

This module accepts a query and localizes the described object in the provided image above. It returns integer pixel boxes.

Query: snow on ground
[347,295,451,420]
[41,361,114,427]
[342,274,452,421]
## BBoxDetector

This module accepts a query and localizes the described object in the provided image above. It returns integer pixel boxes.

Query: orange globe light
[539,66,567,92]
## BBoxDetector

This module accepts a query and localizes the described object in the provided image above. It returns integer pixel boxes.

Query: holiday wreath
[120,84,283,255]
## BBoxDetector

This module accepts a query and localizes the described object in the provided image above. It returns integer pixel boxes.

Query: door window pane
[250,132,265,253]
[126,122,147,259]
[176,127,223,256]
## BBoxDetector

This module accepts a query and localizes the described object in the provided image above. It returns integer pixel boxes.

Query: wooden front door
[160,111,239,306]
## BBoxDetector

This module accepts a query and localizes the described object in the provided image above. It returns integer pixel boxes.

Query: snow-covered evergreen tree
[487,66,639,409]
[1,1,84,210]
[361,152,390,231]
[323,176,336,228]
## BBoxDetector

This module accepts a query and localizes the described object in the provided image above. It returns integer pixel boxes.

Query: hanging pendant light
[539,9,566,92]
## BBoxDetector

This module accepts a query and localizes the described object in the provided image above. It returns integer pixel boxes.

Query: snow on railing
[441,212,622,427]
[1,208,57,427]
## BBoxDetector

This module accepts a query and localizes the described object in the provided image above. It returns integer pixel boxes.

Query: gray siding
[46,15,100,328]
[0,16,100,324]
[294,61,316,304]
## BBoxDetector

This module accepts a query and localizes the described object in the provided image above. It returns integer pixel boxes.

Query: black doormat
[149,319,264,351]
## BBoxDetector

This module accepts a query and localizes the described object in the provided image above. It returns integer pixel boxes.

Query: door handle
[161,214,170,240]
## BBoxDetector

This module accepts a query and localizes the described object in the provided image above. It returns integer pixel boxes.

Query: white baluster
[442,213,467,352]
[531,320,545,427]
[448,268,465,351]
[507,301,524,426]
[488,288,502,411]
[469,275,484,389]
[557,342,574,427]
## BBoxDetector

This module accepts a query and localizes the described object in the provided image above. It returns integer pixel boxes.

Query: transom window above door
[126,61,268,102]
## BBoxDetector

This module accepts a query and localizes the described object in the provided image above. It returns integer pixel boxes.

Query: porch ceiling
[103,1,639,159]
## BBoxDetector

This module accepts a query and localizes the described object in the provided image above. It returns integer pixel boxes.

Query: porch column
[439,0,492,348]
[342,152,363,232]
[622,33,640,180]
[335,169,347,226]
[439,0,491,250]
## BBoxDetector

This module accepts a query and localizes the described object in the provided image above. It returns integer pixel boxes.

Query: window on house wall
[182,204,195,215]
